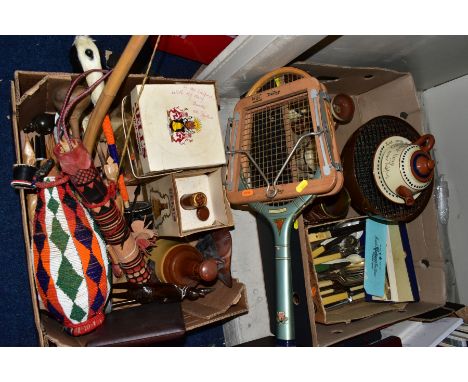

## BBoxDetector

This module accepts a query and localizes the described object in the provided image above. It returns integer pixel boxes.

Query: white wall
[218,98,272,345]
[423,75,468,304]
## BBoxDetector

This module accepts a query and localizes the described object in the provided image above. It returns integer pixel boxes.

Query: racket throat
[273,235,295,343]
[264,215,296,344]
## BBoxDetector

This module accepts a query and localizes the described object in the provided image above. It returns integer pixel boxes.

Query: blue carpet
[0,35,224,346]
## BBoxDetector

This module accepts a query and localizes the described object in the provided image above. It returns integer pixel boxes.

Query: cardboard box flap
[357,75,421,124]
[208,175,231,227]
[182,279,244,320]
[13,70,218,136]
[455,306,468,323]
[14,70,217,99]
[315,301,442,347]
[14,75,49,134]
[324,301,405,325]
[15,71,66,100]
[293,62,407,96]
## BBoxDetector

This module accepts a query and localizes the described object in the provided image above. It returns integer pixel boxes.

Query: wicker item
[341,116,433,222]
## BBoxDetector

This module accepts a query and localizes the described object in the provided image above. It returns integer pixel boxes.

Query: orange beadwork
[102,115,115,145]
[118,174,129,203]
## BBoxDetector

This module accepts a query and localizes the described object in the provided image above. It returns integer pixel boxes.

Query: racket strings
[240,92,319,190]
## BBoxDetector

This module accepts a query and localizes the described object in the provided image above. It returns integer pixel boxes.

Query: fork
[318,266,364,288]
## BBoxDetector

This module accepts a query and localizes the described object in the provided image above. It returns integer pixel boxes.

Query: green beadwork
[56,256,83,301]
[47,196,60,215]
[70,303,86,322]
[49,217,69,255]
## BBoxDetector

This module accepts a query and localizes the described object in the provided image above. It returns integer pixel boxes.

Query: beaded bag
[32,175,111,336]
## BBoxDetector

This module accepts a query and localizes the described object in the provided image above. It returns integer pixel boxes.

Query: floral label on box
[167,106,202,144]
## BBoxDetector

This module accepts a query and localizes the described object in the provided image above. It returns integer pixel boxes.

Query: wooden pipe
[83,35,149,153]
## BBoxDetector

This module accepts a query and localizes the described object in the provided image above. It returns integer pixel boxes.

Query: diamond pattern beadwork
[70,303,87,322]
[35,257,50,295]
[47,196,59,215]
[32,177,110,336]
[56,256,82,301]
[49,217,70,255]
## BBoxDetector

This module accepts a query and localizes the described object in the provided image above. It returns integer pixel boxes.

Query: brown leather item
[303,188,351,224]
[194,228,233,288]
[211,228,233,288]
[40,301,185,346]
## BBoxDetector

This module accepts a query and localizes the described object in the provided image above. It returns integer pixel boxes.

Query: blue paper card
[364,219,388,297]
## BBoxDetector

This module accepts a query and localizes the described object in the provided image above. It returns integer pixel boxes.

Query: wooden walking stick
[73,35,131,209]
[55,68,151,284]
[83,35,148,153]
[77,36,150,282]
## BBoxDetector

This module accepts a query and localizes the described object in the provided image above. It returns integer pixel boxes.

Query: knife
[308,220,365,243]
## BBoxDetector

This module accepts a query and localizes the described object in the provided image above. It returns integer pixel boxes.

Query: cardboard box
[147,167,234,237]
[293,63,446,346]
[130,83,226,176]
[11,71,247,346]
[182,279,248,331]
[302,216,413,323]
[37,279,249,347]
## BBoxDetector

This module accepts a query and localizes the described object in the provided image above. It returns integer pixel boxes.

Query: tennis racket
[226,67,343,345]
